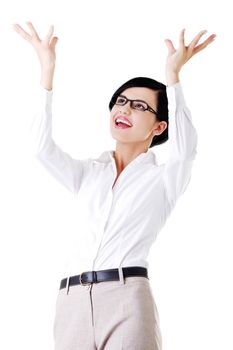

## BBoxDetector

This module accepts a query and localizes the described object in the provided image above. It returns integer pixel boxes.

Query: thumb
[164,39,176,55]
[50,36,58,49]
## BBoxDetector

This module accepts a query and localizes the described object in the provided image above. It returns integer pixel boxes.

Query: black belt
[60,266,149,289]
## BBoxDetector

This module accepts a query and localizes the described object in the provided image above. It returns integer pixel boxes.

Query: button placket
[91,185,114,271]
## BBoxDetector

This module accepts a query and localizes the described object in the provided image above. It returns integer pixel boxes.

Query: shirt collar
[94,149,157,166]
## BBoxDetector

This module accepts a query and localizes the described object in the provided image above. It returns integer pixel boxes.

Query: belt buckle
[79,271,97,286]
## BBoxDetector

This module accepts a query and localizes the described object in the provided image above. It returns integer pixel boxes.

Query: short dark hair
[108,77,168,147]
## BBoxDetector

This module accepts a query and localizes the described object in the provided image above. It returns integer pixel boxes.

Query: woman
[13,22,216,350]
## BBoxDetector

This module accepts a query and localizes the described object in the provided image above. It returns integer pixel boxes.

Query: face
[110,87,167,148]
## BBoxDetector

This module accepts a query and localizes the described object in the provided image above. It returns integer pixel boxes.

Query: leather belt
[60,266,149,289]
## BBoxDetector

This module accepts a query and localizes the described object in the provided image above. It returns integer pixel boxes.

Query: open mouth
[114,116,133,129]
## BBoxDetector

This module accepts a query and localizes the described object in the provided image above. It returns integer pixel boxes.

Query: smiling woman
[109,76,169,148]
[13,21,216,350]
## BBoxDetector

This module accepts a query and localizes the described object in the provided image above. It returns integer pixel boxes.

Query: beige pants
[53,270,162,350]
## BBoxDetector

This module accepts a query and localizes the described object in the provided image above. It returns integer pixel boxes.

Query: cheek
[110,108,116,119]
[111,105,118,113]
[134,118,152,133]
[110,107,118,119]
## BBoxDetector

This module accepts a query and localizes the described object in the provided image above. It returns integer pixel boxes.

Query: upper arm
[162,158,195,209]
[35,138,87,195]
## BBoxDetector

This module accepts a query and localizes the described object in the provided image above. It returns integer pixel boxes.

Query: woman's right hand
[13,21,58,69]
[13,21,58,90]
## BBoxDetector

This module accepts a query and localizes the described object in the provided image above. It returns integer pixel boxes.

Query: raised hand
[164,29,217,85]
[13,21,58,68]
[13,21,59,90]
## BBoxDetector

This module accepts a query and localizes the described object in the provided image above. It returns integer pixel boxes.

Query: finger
[188,29,208,50]
[50,36,59,50]
[13,23,31,41]
[44,25,54,44]
[26,21,40,40]
[192,34,217,55]
[164,39,176,54]
[179,28,185,48]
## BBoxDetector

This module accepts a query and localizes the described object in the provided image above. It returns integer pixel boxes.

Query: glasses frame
[113,94,158,116]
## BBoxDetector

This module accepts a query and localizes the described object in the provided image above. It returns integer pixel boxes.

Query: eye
[133,102,147,110]
[116,96,126,104]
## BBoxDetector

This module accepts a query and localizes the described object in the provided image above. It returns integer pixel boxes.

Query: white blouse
[29,81,198,279]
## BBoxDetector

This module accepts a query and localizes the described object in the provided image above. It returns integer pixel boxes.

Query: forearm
[166,82,198,161]
[40,64,55,91]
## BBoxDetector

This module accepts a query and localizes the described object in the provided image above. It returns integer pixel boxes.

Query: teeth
[116,117,132,126]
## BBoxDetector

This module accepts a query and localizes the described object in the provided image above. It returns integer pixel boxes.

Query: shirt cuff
[39,83,53,92]
[36,84,53,108]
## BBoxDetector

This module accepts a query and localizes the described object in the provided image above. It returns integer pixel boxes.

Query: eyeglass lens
[115,96,148,111]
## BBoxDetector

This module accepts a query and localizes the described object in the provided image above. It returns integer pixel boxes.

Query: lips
[114,115,133,127]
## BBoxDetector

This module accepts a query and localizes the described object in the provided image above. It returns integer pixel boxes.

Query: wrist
[40,68,54,91]
[41,63,55,72]
[166,70,180,86]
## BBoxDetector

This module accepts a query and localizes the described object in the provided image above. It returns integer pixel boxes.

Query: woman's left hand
[164,29,216,85]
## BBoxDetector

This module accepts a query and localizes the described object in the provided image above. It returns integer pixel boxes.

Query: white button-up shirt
[29,81,198,279]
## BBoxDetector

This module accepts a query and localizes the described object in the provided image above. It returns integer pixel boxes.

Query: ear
[152,121,168,137]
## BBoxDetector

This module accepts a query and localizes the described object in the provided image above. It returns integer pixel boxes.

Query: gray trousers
[53,268,162,349]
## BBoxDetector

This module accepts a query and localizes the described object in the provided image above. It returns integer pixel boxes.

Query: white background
[0,0,232,349]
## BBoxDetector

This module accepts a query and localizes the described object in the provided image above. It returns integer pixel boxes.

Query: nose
[118,101,131,114]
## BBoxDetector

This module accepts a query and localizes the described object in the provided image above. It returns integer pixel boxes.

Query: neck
[113,143,149,172]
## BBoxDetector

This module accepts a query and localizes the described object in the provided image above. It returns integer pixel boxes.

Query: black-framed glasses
[112,94,158,116]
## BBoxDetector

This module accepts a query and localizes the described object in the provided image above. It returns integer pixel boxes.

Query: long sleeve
[163,82,198,208]
[28,85,86,195]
